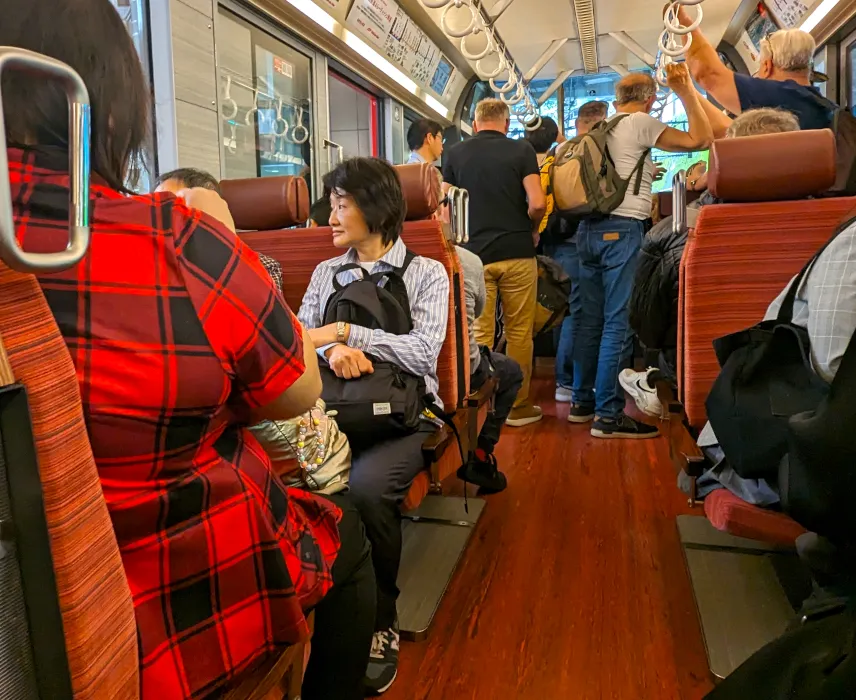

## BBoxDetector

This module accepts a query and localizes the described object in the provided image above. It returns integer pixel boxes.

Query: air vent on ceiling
[572,0,599,74]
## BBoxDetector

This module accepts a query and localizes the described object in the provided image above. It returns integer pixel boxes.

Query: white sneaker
[555,385,572,403]
[618,368,664,418]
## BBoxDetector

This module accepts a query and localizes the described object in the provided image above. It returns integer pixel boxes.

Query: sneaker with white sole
[618,368,664,418]
[365,623,400,695]
[506,405,543,427]
[555,385,572,403]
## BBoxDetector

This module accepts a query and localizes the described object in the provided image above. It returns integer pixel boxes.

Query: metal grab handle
[672,169,687,235]
[458,188,469,244]
[0,47,91,273]
[323,139,343,172]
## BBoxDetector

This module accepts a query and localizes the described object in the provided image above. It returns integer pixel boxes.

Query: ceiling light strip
[800,0,843,33]
[284,0,451,119]
[572,0,599,73]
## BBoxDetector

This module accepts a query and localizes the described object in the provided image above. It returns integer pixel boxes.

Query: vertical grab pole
[673,170,687,235]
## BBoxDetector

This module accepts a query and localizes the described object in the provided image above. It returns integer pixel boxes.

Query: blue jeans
[572,216,644,419]
[544,238,580,389]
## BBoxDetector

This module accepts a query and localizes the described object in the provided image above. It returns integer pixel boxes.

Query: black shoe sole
[456,466,508,493]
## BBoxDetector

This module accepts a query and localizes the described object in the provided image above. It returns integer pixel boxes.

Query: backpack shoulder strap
[396,249,417,276]
[629,148,652,195]
[331,262,366,291]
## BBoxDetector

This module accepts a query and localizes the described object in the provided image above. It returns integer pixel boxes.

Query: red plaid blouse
[10,147,341,699]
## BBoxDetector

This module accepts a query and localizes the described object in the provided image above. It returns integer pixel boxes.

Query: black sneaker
[457,451,508,494]
[591,414,659,439]
[365,623,399,695]
[567,403,595,423]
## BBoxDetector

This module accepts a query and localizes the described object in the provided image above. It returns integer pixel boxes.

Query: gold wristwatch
[336,321,346,343]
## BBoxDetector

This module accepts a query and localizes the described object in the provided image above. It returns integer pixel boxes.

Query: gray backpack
[550,113,649,217]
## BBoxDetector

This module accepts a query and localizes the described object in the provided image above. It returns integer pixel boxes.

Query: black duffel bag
[782,320,856,545]
[703,219,855,479]
[320,250,425,447]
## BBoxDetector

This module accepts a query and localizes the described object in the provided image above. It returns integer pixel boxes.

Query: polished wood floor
[387,364,715,700]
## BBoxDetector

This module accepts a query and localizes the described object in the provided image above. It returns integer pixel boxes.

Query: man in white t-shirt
[570,65,713,439]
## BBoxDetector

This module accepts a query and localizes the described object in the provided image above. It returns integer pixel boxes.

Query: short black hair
[323,157,406,246]
[310,195,332,227]
[156,168,222,195]
[0,0,150,192]
[525,116,559,153]
[407,119,443,152]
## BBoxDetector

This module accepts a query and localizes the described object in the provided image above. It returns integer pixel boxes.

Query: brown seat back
[221,176,310,231]
[0,262,138,699]
[678,129,856,429]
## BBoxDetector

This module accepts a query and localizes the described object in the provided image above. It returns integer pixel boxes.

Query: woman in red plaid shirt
[4,1,376,698]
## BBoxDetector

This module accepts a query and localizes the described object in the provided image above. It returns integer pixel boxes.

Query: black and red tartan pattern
[10,147,342,700]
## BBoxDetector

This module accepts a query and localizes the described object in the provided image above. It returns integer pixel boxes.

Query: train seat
[0,260,138,699]
[670,129,851,681]
[223,164,487,640]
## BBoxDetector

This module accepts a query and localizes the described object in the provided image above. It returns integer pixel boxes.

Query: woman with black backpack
[296,157,449,695]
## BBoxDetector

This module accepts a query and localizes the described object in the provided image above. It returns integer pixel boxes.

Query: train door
[215,1,328,198]
[327,71,381,161]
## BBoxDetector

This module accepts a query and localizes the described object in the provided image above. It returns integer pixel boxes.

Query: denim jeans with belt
[543,237,580,389]
[571,215,644,419]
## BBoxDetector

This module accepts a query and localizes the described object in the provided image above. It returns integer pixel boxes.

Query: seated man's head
[407,119,444,162]
[726,107,801,138]
[525,116,559,155]
[309,195,332,227]
[155,167,221,195]
[474,98,510,135]
[614,73,658,115]
[324,157,406,254]
[758,29,815,82]
[576,100,609,135]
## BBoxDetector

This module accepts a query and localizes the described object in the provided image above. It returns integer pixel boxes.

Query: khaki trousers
[473,257,537,409]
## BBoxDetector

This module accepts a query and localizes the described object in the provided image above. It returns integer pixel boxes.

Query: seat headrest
[220,176,310,230]
[708,129,836,202]
[395,163,441,220]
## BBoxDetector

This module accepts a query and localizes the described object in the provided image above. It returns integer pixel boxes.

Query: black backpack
[319,251,426,448]
[703,219,856,479]
[782,303,856,545]
[809,91,856,196]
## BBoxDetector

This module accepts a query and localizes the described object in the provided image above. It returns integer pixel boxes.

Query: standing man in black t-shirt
[676,5,833,130]
[443,98,547,426]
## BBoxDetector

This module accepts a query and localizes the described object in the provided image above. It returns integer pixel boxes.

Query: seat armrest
[468,376,498,406]
[422,425,451,463]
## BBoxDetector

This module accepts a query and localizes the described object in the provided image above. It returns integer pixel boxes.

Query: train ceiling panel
[405,0,744,82]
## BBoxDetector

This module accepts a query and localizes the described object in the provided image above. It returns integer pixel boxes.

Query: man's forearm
[678,89,713,149]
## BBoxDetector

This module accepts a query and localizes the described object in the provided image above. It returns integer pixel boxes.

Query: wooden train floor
[386,363,715,700]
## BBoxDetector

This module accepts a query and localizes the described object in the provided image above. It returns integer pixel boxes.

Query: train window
[110,0,153,191]
[217,8,314,190]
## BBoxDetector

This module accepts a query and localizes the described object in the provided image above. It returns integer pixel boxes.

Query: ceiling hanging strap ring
[221,75,238,121]
[659,28,691,57]
[460,20,493,61]
[291,104,309,144]
[421,0,452,7]
[441,0,476,39]
[476,52,506,80]
[273,98,289,137]
[665,0,703,34]
[490,70,518,94]
[501,81,525,105]
[524,115,542,131]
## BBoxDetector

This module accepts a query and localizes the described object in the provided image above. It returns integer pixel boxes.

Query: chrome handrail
[0,47,91,273]
[458,188,469,244]
[672,169,687,235]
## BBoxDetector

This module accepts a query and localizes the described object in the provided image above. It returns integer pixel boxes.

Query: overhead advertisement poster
[765,0,810,29]
[309,0,349,24]
[346,0,456,99]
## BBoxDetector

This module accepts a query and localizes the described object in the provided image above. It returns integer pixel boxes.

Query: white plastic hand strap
[476,53,506,80]
[460,21,493,61]
[441,0,476,39]
[656,0,705,89]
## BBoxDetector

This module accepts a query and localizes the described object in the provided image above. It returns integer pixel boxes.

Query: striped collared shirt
[407,151,428,164]
[297,237,450,409]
